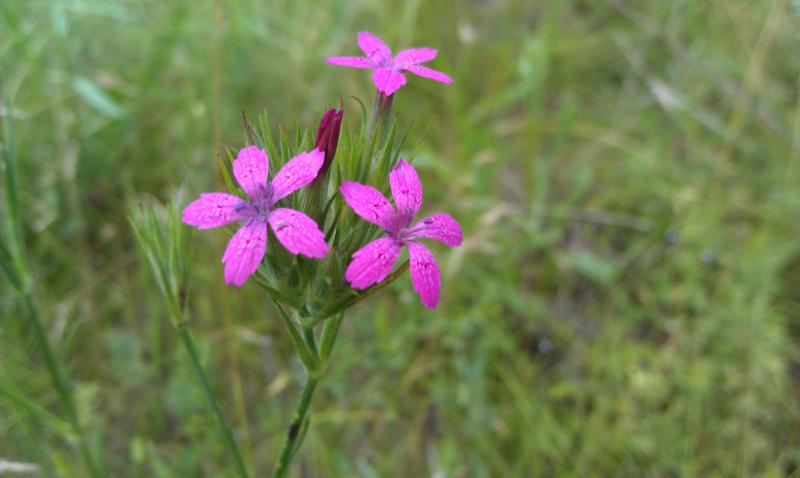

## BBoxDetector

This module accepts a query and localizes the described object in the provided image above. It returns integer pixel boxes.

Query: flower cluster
[183,32,460,308]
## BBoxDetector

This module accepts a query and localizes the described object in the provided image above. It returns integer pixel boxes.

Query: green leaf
[72,76,124,118]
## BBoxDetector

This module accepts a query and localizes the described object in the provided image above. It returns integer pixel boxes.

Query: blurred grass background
[2,0,800,476]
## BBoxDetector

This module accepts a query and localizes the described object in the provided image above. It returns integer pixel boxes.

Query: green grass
[2,0,800,476]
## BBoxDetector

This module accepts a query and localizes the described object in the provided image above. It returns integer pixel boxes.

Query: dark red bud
[314,107,343,174]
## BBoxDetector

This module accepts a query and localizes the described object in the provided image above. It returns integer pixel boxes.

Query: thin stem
[365,91,393,143]
[22,294,106,478]
[178,328,250,478]
[271,299,319,372]
[318,314,344,365]
[271,375,319,478]
[303,327,318,357]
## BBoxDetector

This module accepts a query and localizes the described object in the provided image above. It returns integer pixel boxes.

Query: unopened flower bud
[314,107,343,174]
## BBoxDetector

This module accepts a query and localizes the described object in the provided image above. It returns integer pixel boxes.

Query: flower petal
[222,220,267,287]
[268,208,328,258]
[269,149,325,204]
[339,181,395,229]
[372,68,407,96]
[182,192,251,229]
[345,237,402,289]
[407,213,463,247]
[394,47,437,69]
[326,56,374,69]
[233,146,269,200]
[405,65,453,84]
[407,241,441,309]
[389,159,422,217]
[357,31,392,65]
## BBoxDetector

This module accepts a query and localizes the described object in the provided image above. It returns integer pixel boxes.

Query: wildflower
[340,159,462,308]
[183,146,329,286]
[314,107,344,175]
[327,31,453,96]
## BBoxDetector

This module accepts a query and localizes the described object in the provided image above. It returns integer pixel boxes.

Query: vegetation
[2,0,799,476]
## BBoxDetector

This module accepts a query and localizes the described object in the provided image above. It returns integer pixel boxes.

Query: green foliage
[2,0,800,476]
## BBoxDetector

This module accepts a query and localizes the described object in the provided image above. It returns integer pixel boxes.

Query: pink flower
[327,31,453,96]
[340,159,462,308]
[183,146,329,286]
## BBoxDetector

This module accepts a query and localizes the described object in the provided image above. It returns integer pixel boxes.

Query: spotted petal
[339,181,395,229]
[357,31,392,65]
[394,47,437,69]
[372,68,407,96]
[269,149,324,204]
[268,208,328,258]
[408,241,441,308]
[222,220,267,287]
[326,56,374,69]
[389,159,422,217]
[405,65,453,84]
[182,192,251,229]
[345,237,401,289]
[407,213,462,247]
[233,146,269,201]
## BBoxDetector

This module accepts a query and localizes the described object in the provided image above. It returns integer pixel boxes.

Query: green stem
[318,314,344,365]
[303,327,318,357]
[271,375,319,478]
[365,91,393,143]
[271,299,318,372]
[22,294,106,478]
[178,328,250,478]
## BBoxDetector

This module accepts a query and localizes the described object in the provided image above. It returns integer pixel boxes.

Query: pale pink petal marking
[393,47,437,69]
[222,220,268,287]
[372,68,407,96]
[182,192,251,229]
[269,149,324,204]
[405,65,453,84]
[233,146,269,200]
[345,237,401,289]
[357,31,391,65]
[407,213,463,247]
[389,159,422,217]
[267,208,328,258]
[326,56,374,69]
[407,241,441,309]
[339,181,395,229]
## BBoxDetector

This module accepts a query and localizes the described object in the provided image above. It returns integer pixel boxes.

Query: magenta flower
[340,159,462,308]
[183,146,329,286]
[314,107,344,175]
[327,31,453,96]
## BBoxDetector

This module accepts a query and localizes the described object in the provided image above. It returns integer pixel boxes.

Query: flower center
[387,208,417,243]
